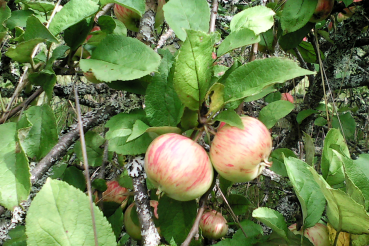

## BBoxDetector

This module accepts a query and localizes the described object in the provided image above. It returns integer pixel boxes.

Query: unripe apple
[124,200,160,241]
[200,210,228,240]
[144,133,214,201]
[309,0,334,23]
[289,223,330,246]
[210,116,272,183]
[94,180,129,209]
[281,92,294,103]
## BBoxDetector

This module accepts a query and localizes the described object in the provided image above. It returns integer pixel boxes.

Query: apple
[124,200,160,241]
[309,0,334,23]
[289,223,330,246]
[114,0,166,32]
[200,210,228,240]
[281,92,294,103]
[210,116,273,183]
[95,180,129,209]
[144,133,214,201]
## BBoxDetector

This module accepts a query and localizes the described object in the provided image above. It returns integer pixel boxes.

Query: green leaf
[332,112,356,140]
[296,109,317,124]
[302,132,315,166]
[24,15,58,42]
[108,77,150,95]
[5,10,34,30]
[219,175,232,197]
[230,6,275,34]
[252,207,289,241]
[64,18,94,51]
[17,105,58,161]
[0,2,11,31]
[223,57,315,103]
[108,133,152,155]
[157,195,197,244]
[264,91,281,103]
[213,110,244,130]
[24,1,56,12]
[314,116,327,126]
[61,166,86,191]
[309,167,369,234]
[244,86,275,103]
[258,100,294,129]
[80,34,161,82]
[112,18,127,36]
[206,83,225,115]
[118,171,133,190]
[332,150,369,210]
[0,124,30,210]
[108,207,124,239]
[284,157,326,228]
[28,70,57,100]
[45,45,70,71]
[26,178,116,245]
[217,28,261,57]
[146,126,182,136]
[280,0,317,34]
[279,22,315,51]
[74,131,105,167]
[163,0,210,41]
[5,38,45,63]
[145,49,184,127]
[353,154,369,180]
[98,15,116,34]
[180,108,198,130]
[321,129,349,186]
[173,30,214,111]
[227,194,250,215]
[101,0,145,16]
[4,225,27,246]
[127,120,150,142]
[48,0,99,35]
[270,148,296,177]
[290,41,324,64]
[92,179,108,192]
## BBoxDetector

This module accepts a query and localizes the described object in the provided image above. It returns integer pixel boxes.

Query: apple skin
[210,116,272,183]
[102,181,128,204]
[124,200,159,241]
[281,92,294,103]
[289,223,330,246]
[200,210,228,240]
[144,133,214,201]
[114,4,141,32]
[309,0,335,23]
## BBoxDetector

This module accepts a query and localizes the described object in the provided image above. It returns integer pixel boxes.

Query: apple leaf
[63,18,94,51]
[26,178,116,245]
[279,22,315,51]
[296,109,317,124]
[157,195,197,244]
[28,70,57,100]
[290,41,325,64]
[74,131,105,167]
[280,0,317,34]
[332,150,369,210]
[258,100,294,129]
[227,194,250,215]
[0,123,30,211]
[270,148,296,177]
[252,207,289,242]
[163,0,210,41]
[284,157,326,228]
[309,167,369,234]
[108,207,124,240]
[206,83,225,115]
[332,112,356,140]
[145,49,184,127]
[127,120,150,142]
[61,166,86,191]
[0,2,11,30]
[146,126,182,136]
[217,28,261,57]
[222,57,315,104]
[213,110,244,130]
[244,86,275,102]
[321,129,349,186]
[17,105,58,161]
[24,1,56,12]
[101,0,145,16]
[172,30,214,111]
[79,34,161,82]
[302,132,315,166]
[6,10,35,30]
[230,5,275,34]
[24,15,58,42]
[48,0,99,35]
[353,154,369,180]
[4,226,27,246]
[5,38,45,63]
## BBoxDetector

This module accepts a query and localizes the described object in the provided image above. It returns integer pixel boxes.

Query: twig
[216,183,248,238]
[94,3,114,23]
[209,0,218,33]
[30,103,120,184]
[73,85,99,246]
[127,156,161,246]
[154,28,174,51]
[137,0,157,44]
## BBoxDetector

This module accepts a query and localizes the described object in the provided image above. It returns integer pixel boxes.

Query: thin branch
[30,102,120,184]
[137,0,157,44]
[127,156,160,246]
[209,0,218,33]
[73,85,98,246]
[154,28,174,51]
[94,3,114,23]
